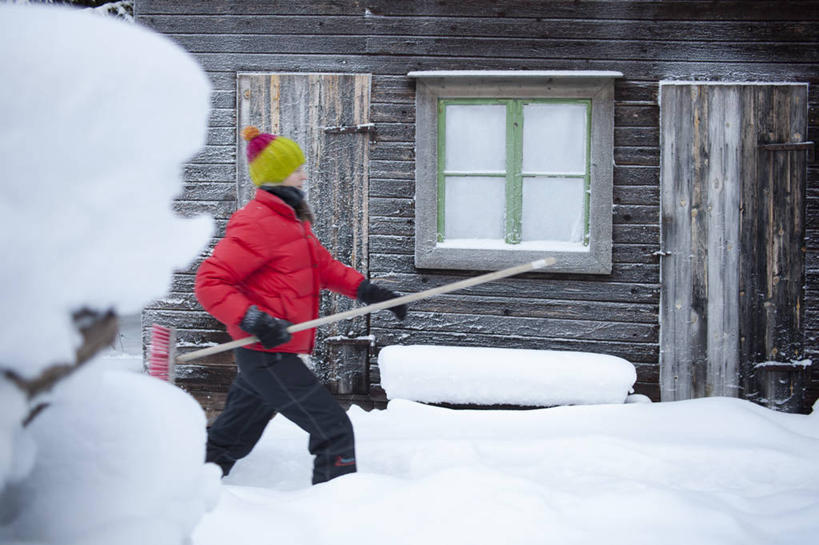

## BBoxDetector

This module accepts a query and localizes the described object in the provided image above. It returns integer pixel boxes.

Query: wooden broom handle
[175,257,555,363]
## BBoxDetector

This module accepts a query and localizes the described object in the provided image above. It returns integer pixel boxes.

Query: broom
[148,257,555,381]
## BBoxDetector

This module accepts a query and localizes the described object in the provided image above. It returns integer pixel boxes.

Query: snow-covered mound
[10,366,222,544]
[378,345,637,406]
[0,3,212,377]
[0,4,219,545]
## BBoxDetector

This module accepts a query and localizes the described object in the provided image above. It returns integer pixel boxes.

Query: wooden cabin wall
[135,0,819,413]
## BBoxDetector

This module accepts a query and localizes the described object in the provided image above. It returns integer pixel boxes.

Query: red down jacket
[194,188,364,354]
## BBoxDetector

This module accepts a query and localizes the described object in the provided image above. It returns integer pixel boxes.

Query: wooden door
[659,83,808,405]
[237,72,371,372]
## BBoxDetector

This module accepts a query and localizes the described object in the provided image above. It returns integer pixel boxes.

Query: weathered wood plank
[369,234,659,264]
[616,105,659,128]
[368,272,660,305]
[370,178,414,199]
[406,294,658,324]
[189,145,236,164]
[612,205,658,225]
[179,182,236,201]
[206,126,235,146]
[703,86,741,397]
[614,147,660,166]
[370,327,659,364]
[614,166,659,186]
[370,159,414,179]
[373,75,415,104]
[188,53,819,81]
[366,36,816,63]
[211,90,235,109]
[614,185,660,206]
[183,163,235,182]
[369,253,659,283]
[369,197,414,218]
[616,81,658,103]
[372,102,415,123]
[660,83,697,400]
[137,1,819,22]
[615,127,659,147]
[172,199,235,219]
[141,15,819,42]
[371,142,415,162]
[170,33,366,54]
[208,108,234,127]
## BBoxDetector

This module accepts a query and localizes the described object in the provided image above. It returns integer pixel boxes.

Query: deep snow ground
[192,394,819,545]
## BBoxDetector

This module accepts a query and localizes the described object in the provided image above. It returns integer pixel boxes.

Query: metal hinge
[759,141,814,162]
[322,123,375,135]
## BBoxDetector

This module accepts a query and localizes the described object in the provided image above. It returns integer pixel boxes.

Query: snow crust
[378,345,636,406]
[0,3,212,376]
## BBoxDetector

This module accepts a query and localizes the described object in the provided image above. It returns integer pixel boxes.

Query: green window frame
[436,98,592,246]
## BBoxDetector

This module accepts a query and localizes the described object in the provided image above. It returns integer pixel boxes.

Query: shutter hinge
[759,141,814,162]
[322,123,376,135]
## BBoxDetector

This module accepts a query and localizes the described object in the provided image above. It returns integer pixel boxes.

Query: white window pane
[444,176,505,240]
[522,103,588,175]
[521,177,585,243]
[445,104,506,172]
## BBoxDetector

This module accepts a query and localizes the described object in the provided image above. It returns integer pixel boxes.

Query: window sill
[415,243,611,274]
[437,239,589,253]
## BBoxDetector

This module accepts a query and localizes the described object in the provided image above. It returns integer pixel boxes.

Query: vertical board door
[659,83,808,403]
[237,73,371,370]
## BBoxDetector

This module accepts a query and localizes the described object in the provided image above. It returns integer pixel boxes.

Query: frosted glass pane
[522,103,588,174]
[445,104,507,172]
[521,177,585,243]
[444,176,505,239]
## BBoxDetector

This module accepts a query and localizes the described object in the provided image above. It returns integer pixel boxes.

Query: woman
[195,126,405,484]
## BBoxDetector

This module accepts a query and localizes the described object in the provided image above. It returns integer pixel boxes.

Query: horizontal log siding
[136,0,819,409]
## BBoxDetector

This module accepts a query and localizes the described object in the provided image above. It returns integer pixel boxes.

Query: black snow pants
[205,348,356,485]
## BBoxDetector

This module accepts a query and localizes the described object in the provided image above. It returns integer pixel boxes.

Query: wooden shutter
[237,72,371,371]
[659,83,808,407]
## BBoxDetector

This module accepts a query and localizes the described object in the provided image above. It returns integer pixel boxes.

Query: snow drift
[379,344,636,406]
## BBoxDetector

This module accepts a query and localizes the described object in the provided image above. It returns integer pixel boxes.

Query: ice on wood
[378,345,637,406]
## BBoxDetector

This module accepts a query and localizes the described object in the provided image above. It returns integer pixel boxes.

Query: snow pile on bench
[378,345,637,406]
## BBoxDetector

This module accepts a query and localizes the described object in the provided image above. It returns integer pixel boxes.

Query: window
[410,71,620,273]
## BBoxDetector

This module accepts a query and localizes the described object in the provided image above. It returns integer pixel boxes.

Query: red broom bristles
[148,324,173,382]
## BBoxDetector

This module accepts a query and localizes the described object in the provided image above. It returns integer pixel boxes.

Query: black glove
[240,306,293,349]
[356,280,407,320]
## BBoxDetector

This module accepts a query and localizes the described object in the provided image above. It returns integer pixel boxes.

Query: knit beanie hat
[242,126,305,186]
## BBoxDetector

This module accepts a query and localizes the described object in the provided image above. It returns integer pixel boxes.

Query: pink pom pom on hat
[241,126,305,186]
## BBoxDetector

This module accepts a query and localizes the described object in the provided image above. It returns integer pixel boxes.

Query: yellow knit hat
[242,126,305,186]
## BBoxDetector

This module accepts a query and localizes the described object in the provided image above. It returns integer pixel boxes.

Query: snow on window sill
[437,239,590,253]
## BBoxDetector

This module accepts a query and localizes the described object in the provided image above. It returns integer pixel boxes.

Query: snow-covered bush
[0,4,218,543]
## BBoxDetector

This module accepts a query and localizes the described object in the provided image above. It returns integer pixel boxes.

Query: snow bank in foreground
[6,365,221,544]
[197,397,819,545]
[379,345,636,405]
[0,3,212,376]
[0,4,218,544]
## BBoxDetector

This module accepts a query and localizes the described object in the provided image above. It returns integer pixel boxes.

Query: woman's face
[281,165,307,189]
